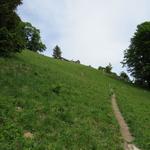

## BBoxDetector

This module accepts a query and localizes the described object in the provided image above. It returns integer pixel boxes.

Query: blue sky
[18,0,150,74]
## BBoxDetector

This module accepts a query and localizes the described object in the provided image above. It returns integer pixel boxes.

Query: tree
[98,66,103,70]
[0,0,25,57]
[122,22,150,87]
[105,63,112,73]
[0,0,22,29]
[120,71,130,82]
[23,22,46,52]
[98,66,105,71]
[75,60,80,64]
[0,24,25,57]
[53,45,62,59]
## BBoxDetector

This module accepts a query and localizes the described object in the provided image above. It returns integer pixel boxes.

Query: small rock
[16,107,23,112]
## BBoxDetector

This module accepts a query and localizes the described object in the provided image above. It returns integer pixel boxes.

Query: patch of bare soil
[111,94,141,150]
[24,131,34,139]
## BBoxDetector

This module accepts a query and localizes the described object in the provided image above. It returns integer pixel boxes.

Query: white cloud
[18,0,150,74]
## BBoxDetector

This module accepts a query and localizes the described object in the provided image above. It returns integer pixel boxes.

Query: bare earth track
[111,94,141,150]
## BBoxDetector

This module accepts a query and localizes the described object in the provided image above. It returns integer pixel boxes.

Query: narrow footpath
[111,94,141,150]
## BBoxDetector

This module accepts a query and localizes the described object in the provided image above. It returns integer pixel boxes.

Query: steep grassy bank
[114,83,150,150]
[105,73,150,150]
[0,50,149,150]
[0,51,122,150]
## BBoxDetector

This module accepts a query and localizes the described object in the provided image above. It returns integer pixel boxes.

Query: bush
[120,71,130,82]
[52,84,62,95]
[98,66,105,71]
[105,63,112,73]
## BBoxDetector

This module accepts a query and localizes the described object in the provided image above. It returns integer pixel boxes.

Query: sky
[18,0,150,74]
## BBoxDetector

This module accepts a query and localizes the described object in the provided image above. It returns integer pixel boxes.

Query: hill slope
[0,50,149,150]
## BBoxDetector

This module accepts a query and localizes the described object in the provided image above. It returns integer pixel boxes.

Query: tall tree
[23,22,46,52]
[122,22,150,87]
[53,45,62,59]
[0,0,25,57]
[0,0,22,29]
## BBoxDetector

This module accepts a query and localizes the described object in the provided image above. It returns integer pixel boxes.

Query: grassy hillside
[0,50,149,150]
[114,83,150,150]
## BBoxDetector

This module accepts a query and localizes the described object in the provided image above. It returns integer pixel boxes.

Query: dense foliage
[98,66,105,71]
[0,1,46,57]
[0,0,25,56]
[123,22,150,87]
[53,45,62,59]
[23,22,46,52]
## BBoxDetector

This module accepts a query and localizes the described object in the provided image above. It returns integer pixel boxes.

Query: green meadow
[0,50,149,150]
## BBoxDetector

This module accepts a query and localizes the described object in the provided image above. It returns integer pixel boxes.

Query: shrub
[120,71,130,82]
[105,63,112,73]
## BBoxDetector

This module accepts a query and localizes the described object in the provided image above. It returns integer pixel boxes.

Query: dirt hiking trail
[111,94,141,150]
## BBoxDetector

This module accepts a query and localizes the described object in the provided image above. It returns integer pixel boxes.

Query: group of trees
[0,0,24,56]
[98,63,113,73]
[44,21,150,88]
[0,0,61,58]
[98,64,130,82]
[0,0,46,57]
[52,45,80,64]
[0,1,150,87]
[98,22,150,87]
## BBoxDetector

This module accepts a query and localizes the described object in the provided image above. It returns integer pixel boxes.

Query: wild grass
[113,82,150,150]
[0,50,149,150]
[0,50,123,150]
